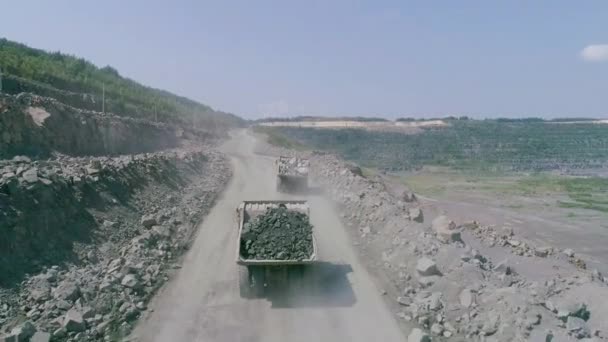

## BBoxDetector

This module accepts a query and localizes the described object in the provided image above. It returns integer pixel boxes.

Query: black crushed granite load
[240,205,313,261]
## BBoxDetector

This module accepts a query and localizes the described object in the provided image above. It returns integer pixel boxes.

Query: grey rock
[30,331,51,342]
[545,300,557,313]
[525,313,542,328]
[481,311,500,336]
[55,300,71,310]
[428,292,443,311]
[397,296,412,306]
[63,308,85,332]
[22,168,39,183]
[30,285,51,302]
[459,288,475,308]
[563,248,575,257]
[39,178,52,185]
[556,302,591,322]
[403,191,417,203]
[409,207,424,223]
[103,220,118,228]
[136,301,146,310]
[52,327,67,339]
[416,257,440,276]
[86,161,100,175]
[152,225,171,238]
[12,155,31,163]
[53,282,80,302]
[5,321,36,341]
[141,214,157,228]
[567,316,591,339]
[417,275,440,288]
[99,281,112,292]
[86,251,98,262]
[81,306,95,319]
[493,259,513,275]
[534,246,552,257]
[107,257,124,272]
[507,239,521,247]
[124,306,140,320]
[408,328,431,342]
[432,215,462,243]
[431,323,443,335]
[121,274,140,288]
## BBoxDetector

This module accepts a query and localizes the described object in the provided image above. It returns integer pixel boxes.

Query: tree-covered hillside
[0,38,243,130]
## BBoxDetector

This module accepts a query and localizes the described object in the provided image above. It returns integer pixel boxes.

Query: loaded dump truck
[236,200,317,298]
[275,156,309,193]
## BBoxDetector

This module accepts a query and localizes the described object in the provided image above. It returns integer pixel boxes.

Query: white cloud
[258,99,290,117]
[580,44,608,62]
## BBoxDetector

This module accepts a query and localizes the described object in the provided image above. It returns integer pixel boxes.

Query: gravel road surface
[132,130,405,342]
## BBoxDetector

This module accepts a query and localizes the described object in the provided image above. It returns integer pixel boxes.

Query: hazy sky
[1,0,607,118]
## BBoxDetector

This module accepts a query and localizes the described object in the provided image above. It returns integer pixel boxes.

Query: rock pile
[304,152,608,341]
[240,206,314,261]
[0,147,231,341]
[277,156,309,176]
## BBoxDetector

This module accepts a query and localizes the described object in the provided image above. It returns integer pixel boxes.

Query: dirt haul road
[132,130,405,342]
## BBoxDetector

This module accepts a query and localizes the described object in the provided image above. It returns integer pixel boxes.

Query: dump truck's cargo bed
[276,156,310,177]
[236,200,317,266]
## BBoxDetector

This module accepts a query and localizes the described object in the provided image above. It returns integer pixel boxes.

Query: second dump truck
[275,156,309,193]
[235,200,317,298]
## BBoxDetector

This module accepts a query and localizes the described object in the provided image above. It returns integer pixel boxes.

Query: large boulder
[3,321,36,342]
[416,258,440,276]
[30,284,51,302]
[30,331,51,342]
[432,216,462,243]
[140,214,157,228]
[566,316,591,339]
[52,282,80,302]
[62,308,85,332]
[22,168,39,183]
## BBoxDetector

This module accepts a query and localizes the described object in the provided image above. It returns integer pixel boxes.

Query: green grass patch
[401,168,608,214]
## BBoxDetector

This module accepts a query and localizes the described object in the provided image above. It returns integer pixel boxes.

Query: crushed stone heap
[240,206,313,261]
[277,157,309,176]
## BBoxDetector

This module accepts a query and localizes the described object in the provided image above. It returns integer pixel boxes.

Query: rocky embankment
[0,93,234,341]
[309,154,608,342]
[0,148,230,341]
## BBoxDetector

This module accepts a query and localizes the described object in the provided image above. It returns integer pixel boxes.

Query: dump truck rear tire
[250,266,265,298]
[276,177,283,193]
[288,265,305,295]
[239,266,254,299]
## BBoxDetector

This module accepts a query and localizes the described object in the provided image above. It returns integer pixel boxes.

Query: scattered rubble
[303,152,608,342]
[0,144,231,340]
